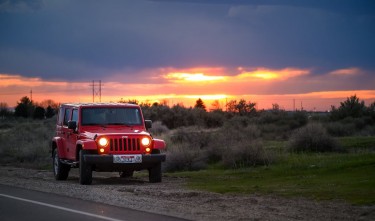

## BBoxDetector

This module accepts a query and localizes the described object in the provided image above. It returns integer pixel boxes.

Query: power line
[90,80,102,102]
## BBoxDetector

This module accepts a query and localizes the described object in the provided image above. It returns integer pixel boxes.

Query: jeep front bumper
[82,153,166,171]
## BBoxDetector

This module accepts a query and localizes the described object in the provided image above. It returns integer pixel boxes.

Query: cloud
[162,66,310,84]
[329,67,362,76]
[236,67,310,81]
[0,0,374,89]
[0,48,112,81]
[156,0,375,15]
[0,0,43,12]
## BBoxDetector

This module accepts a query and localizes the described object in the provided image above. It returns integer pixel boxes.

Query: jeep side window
[72,109,78,122]
[63,108,71,126]
[57,107,64,125]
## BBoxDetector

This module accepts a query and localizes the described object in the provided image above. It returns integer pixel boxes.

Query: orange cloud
[0,73,77,88]
[0,74,44,87]
[162,67,228,83]
[162,67,311,84]
[184,94,229,100]
[165,73,227,82]
[2,66,374,112]
[329,67,361,76]
[236,67,310,81]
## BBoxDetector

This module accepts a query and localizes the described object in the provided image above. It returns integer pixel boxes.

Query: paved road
[0,184,189,221]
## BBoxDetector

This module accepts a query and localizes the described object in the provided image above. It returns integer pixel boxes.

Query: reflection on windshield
[81,108,142,126]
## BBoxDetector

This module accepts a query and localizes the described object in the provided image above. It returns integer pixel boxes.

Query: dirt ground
[0,166,374,221]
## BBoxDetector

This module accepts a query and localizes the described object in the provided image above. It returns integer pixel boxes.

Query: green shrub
[149,121,169,135]
[325,121,356,137]
[170,127,212,149]
[164,143,207,172]
[206,124,272,168]
[288,123,342,152]
[221,140,271,168]
[203,110,225,128]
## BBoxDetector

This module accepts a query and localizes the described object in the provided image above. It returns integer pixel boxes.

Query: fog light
[99,148,105,153]
[146,147,151,153]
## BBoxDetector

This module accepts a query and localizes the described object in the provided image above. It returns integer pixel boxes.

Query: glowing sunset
[1,1,374,111]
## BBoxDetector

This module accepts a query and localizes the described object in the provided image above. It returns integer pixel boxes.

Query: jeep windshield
[81,107,142,126]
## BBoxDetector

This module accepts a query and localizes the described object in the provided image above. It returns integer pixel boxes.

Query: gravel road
[0,166,374,221]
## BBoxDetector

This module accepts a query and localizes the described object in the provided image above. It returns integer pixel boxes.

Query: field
[171,149,375,205]
[1,114,375,206]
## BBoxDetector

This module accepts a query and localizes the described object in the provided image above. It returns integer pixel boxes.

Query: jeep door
[67,109,79,160]
[62,108,78,160]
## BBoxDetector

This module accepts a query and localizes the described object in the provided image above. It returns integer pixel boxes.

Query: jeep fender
[153,139,166,150]
[51,137,66,158]
[77,139,98,150]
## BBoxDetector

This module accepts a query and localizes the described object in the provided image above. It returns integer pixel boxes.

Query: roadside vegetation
[1,95,374,204]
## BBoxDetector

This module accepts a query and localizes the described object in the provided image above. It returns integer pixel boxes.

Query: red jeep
[51,103,166,185]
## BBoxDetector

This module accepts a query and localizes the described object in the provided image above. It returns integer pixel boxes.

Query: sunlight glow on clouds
[165,73,227,82]
[162,67,311,84]
[236,67,310,81]
[185,94,228,100]
[329,67,361,76]
[0,73,84,88]
[1,65,374,111]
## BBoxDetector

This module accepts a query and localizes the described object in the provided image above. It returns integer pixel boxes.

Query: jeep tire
[79,150,92,185]
[148,162,162,183]
[53,148,70,180]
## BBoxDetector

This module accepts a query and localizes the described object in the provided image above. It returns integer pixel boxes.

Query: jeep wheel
[53,148,70,180]
[79,150,92,185]
[119,170,134,178]
[148,162,162,183]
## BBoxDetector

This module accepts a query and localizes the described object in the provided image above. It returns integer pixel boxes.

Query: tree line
[1,95,375,130]
[0,96,58,119]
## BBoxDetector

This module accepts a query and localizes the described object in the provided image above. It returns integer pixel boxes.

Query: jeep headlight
[141,137,151,147]
[98,137,109,147]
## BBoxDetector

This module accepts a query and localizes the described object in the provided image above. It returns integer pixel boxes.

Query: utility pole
[30,89,33,103]
[90,80,102,102]
[99,80,101,102]
[92,80,94,102]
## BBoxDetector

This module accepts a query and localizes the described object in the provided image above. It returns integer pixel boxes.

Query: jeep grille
[109,138,141,152]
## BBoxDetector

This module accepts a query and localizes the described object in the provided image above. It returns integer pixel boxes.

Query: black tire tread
[53,148,70,180]
[79,150,92,185]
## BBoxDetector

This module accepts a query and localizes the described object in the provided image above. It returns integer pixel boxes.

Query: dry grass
[0,117,55,168]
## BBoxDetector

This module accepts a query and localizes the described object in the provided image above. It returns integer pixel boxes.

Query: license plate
[113,155,142,163]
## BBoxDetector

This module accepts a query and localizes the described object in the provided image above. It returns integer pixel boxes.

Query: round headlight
[141,137,151,147]
[98,137,109,147]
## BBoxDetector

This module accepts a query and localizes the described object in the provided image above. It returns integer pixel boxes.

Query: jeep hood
[80,127,150,140]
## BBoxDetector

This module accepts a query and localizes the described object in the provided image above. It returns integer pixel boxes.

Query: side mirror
[145,120,152,129]
[68,120,77,131]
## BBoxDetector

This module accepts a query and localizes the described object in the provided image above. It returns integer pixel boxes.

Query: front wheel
[79,150,92,185]
[148,162,162,183]
[52,148,70,180]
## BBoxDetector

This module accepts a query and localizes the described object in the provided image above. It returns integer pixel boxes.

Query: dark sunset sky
[1,0,375,110]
